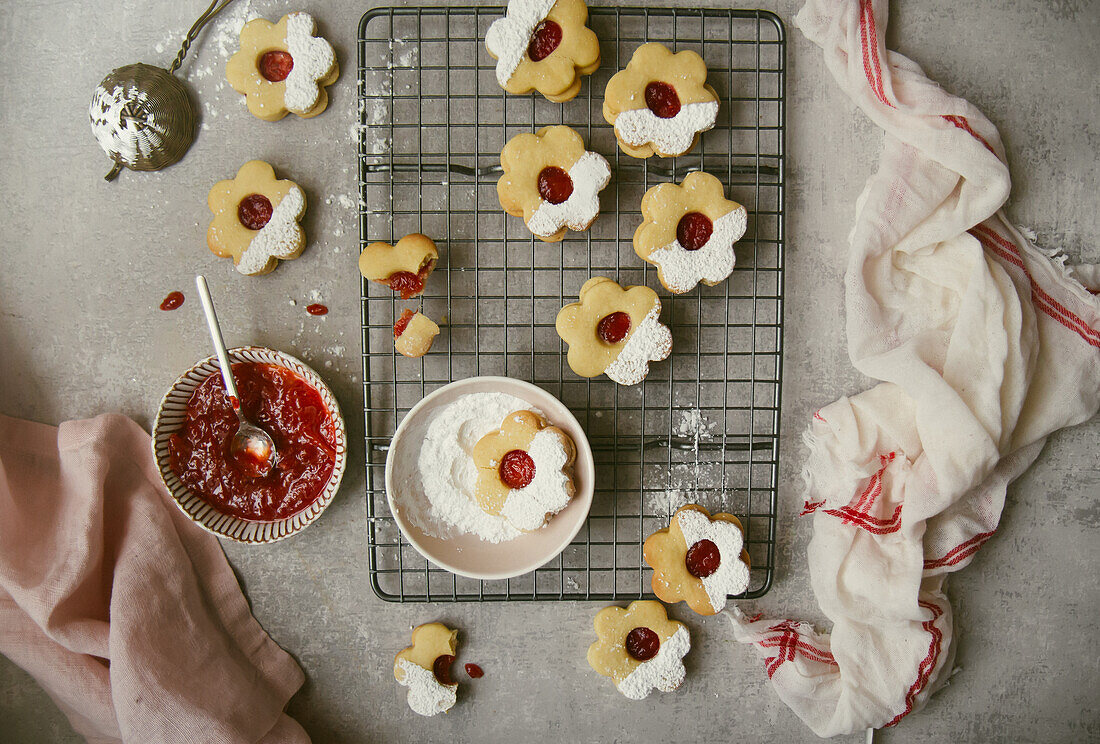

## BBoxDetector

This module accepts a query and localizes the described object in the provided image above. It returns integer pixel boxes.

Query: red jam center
[527,20,563,62]
[433,655,456,686]
[393,308,415,338]
[499,449,536,490]
[686,538,722,578]
[625,627,661,661]
[259,50,294,82]
[465,663,484,679]
[596,311,632,344]
[237,194,273,231]
[386,261,433,300]
[644,81,681,119]
[537,166,573,205]
[166,362,337,522]
[676,211,713,251]
[306,303,328,316]
[160,291,185,311]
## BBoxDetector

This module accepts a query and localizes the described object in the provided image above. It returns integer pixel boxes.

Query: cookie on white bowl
[385,376,594,580]
[152,346,346,543]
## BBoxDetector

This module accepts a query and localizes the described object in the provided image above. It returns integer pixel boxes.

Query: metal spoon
[194,275,278,478]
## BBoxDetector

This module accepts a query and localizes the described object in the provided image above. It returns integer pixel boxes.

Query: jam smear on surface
[625,627,660,661]
[537,166,573,205]
[166,362,337,522]
[527,20,563,62]
[676,212,713,251]
[464,663,484,679]
[259,50,294,82]
[499,449,536,490]
[685,538,722,578]
[386,261,434,300]
[644,81,681,119]
[393,308,415,338]
[433,655,456,686]
[596,311,632,344]
[237,194,273,230]
[306,303,328,316]
[160,291,185,311]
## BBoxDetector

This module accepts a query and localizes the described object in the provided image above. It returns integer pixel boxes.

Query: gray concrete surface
[1,0,1097,742]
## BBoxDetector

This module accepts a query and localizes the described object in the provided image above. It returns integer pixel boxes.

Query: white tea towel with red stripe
[727,0,1100,737]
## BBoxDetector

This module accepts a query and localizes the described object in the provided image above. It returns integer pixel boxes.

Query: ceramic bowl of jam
[152,346,346,543]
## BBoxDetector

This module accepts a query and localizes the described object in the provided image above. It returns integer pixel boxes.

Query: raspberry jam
[537,166,573,205]
[167,362,337,522]
[625,627,660,661]
[306,303,328,316]
[527,20,563,62]
[499,449,536,489]
[644,81,681,119]
[237,194,273,231]
[596,311,632,344]
[259,50,294,82]
[433,655,456,685]
[676,212,713,251]
[464,663,484,679]
[160,291,185,311]
[393,308,415,338]
[386,261,434,300]
[686,539,722,578]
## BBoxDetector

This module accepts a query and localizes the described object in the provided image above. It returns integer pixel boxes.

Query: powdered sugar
[526,151,611,238]
[236,186,305,275]
[676,508,749,612]
[395,658,457,716]
[647,206,747,293]
[485,0,558,88]
[616,625,690,700]
[604,304,672,385]
[614,100,719,156]
[283,12,336,113]
[88,86,164,166]
[499,428,574,531]
[393,392,540,543]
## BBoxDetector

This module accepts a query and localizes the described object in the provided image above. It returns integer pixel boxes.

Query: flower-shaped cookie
[555,277,672,386]
[587,600,690,700]
[227,12,339,121]
[394,622,459,717]
[634,172,748,294]
[394,309,440,358]
[485,0,600,102]
[358,233,439,299]
[207,160,307,276]
[498,125,611,242]
[472,410,576,531]
[644,504,751,615]
[603,43,719,158]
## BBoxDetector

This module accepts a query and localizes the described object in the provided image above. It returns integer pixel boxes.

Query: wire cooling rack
[358,6,785,602]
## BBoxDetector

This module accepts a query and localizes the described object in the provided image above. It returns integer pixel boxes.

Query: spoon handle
[194,275,241,405]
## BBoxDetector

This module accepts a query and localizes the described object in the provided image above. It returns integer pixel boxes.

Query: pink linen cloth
[0,412,310,743]
[727,0,1099,737]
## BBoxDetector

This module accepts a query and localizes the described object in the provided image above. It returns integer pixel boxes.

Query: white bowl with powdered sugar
[384,376,594,580]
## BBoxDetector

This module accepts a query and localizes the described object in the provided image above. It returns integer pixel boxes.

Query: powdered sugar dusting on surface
[526,151,611,238]
[283,12,336,113]
[604,304,672,385]
[484,0,558,88]
[675,508,749,612]
[236,186,305,275]
[88,86,164,166]
[614,101,719,156]
[647,207,747,293]
[499,428,574,531]
[395,658,457,716]
[394,392,542,543]
[616,625,690,699]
